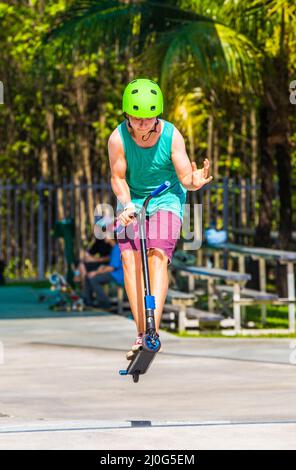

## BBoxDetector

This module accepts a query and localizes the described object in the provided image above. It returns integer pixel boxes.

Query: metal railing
[0,177,282,280]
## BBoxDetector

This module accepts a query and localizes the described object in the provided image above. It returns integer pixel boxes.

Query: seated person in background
[74,237,112,287]
[82,232,124,309]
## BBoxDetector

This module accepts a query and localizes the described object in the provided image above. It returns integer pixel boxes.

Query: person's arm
[108,129,132,207]
[171,127,213,191]
[108,129,136,225]
[87,265,114,278]
[99,265,114,274]
[85,253,110,263]
[96,255,110,263]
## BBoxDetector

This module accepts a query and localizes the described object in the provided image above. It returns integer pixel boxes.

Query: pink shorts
[117,210,182,264]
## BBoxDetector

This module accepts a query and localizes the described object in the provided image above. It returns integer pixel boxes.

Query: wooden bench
[162,288,223,332]
[215,285,278,303]
[162,303,223,332]
[166,288,196,305]
[202,242,296,331]
[170,262,251,332]
[214,285,279,324]
[163,289,195,332]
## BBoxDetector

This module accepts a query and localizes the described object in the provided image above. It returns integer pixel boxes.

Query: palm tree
[40,0,261,223]
[42,0,260,92]
[39,0,262,247]
[223,0,295,250]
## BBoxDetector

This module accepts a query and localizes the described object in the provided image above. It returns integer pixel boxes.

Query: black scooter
[118,181,171,383]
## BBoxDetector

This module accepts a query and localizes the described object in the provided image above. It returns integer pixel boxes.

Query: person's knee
[148,248,169,266]
[122,249,140,270]
[122,249,134,262]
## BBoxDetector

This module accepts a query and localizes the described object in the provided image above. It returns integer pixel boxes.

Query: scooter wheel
[142,334,161,353]
[133,373,139,383]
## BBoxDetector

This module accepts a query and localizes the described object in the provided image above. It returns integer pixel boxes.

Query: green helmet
[122,78,163,118]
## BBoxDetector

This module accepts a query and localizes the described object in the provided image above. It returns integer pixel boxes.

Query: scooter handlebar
[115,181,171,234]
[150,180,170,197]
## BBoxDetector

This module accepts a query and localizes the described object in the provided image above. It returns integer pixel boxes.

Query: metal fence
[0,177,281,280]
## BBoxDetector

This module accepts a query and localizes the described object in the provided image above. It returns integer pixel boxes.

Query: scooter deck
[127,347,156,374]
[119,347,158,382]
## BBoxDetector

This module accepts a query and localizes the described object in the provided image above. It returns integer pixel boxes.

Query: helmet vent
[151,90,157,95]
[133,105,139,110]
[131,89,138,94]
[151,106,156,110]
[130,80,137,83]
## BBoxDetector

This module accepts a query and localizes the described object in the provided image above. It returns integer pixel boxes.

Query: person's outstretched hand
[191,159,213,190]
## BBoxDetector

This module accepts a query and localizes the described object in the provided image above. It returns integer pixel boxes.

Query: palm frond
[38,0,262,96]
[43,0,138,56]
[42,0,218,55]
[140,20,262,94]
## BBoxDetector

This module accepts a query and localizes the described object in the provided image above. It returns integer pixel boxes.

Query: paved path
[0,310,296,449]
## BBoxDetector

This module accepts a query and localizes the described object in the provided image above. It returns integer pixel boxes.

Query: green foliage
[0,0,295,280]
[0,0,295,183]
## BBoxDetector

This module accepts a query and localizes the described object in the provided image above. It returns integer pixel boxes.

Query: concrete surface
[0,313,296,449]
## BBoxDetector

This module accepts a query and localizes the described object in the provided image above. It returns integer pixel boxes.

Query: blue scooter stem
[119,181,166,381]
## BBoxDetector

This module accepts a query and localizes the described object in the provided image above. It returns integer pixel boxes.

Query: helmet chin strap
[141,118,159,142]
[124,113,159,141]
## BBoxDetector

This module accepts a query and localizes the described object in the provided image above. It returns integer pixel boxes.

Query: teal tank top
[117,119,187,221]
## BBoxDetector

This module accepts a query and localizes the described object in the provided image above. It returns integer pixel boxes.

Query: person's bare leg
[147,248,169,334]
[121,249,145,335]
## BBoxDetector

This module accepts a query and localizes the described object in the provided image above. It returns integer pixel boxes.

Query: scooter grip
[115,223,125,234]
[150,181,170,197]
[115,212,137,234]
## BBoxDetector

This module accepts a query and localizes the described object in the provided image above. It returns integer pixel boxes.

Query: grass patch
[161,304,296,339]
[167,330,296,339]
[244,305,290,329]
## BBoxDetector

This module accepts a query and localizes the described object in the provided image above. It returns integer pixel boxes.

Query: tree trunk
[255,51,291,295]
[250,107,258,227]
[40,146,49,180]
[213,128,219,179]
[270,56,292,250]
[187,116,195,161]
[269,54,292,296]
[255,103,274,247]
[240,113,247,228]
[226,120,235,179]
[98,107,108,178]
[206,114,214,163]
[45,109,63,219]
[75,73,94,236]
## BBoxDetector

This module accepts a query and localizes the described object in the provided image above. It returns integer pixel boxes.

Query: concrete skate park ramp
[1,286,296,449]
